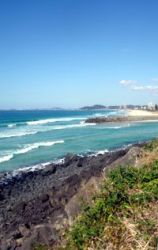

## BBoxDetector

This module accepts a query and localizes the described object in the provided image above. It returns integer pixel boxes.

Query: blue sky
[1,0,158,109]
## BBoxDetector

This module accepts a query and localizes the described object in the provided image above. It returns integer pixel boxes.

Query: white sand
[127,109,158,117]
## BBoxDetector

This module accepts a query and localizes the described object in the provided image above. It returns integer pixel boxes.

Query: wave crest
[8,124,16,128]
[0,154,13,163]
[0,122,96,139]
[0,140,64,164]
[15,140,64,154]
[0,131,38,139]
[27,117,85,125]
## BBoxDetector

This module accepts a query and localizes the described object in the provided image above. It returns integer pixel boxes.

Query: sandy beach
[86,109,158,124]
[127,109,158,117]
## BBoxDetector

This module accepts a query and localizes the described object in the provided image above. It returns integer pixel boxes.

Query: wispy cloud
[120,80,137,86]
[120,79,158,94]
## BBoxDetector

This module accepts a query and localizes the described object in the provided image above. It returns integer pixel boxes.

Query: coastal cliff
[0,143,144,250]
[61,140,158,250]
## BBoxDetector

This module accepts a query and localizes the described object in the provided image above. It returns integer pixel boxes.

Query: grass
[143,139,158,152]
[35,140,158,250]
[60,152,158,250]
[33,245,48,250]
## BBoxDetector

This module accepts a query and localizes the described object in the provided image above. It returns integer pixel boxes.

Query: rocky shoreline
[85,115,158,123]
[0,143,146,250]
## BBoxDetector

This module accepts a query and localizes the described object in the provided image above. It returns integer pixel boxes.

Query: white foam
[15,140,64,155]
[0,154,13,163]
[52,122,96,130]
[0,121,96,139]
[11,158,65,176]
[96,149,109,155]
[8,124,16,128]
[27,117,86,125]
[106,123,130,129]
[107,126,123,129]
[0,131,38,139]
[53,158,65,164]
[0,140,64,164]
[12,164,47,175]
[88,149,109,157]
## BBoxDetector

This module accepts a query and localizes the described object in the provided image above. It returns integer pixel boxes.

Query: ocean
[0,109,158,172]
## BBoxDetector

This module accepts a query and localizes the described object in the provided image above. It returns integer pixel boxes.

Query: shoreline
[0,140,145,181]
[0,140,148,249]
[85,109,158,123]
[127,109,158,117]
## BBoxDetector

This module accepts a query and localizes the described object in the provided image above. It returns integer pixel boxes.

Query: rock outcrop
[0,145,144,250]
[85,116,158,123]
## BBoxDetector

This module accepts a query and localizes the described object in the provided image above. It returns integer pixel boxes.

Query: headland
[0,140,148,250]
[85,109,158,123]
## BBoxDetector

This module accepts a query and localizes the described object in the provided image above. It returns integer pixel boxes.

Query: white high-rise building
[148,102,155,110]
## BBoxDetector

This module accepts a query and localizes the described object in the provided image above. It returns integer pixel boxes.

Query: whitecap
[12,157,66,175]
[51,122,96,130]
[8,124,16,128]
[15,140,64,155]
[0,131,38,139]
[12,164,47,175]
[105,123,130,129]
[26,117,86,125]
[0,154,13,163]
[0,140,64,164]
[88,149,109,157]
[95,149,109,155]
[0,121,96,139]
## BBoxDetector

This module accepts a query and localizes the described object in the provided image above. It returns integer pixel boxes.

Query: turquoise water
[0,109,158,172]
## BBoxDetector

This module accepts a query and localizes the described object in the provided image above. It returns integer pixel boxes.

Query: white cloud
[120,80,137,86]
[120,79,158,94]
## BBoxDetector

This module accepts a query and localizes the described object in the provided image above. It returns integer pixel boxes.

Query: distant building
[142,106,147,110]
[147,102,155,110]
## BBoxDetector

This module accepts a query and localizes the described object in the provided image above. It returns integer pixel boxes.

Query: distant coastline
[85,109,158,123]
[0,104,152,111]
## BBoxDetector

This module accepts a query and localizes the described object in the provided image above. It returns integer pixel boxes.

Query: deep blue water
[0,109,158,172]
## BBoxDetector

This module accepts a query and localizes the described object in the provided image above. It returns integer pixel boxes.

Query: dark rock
[0,192,5,201]
[77,158,84,167]
[41,194,49,203]
[12,231,23,240]
[85,116,127,123]
[64,153,79,166]
[42,165,56,176]
[0,143,145,249]
[85,115,158,124]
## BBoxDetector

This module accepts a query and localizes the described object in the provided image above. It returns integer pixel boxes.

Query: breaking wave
[8,124,16,128]
[15,140,64,154]
[0,122,96,139]
[0,131,38,139]
[50,122,96,130]
[0,140,64,164]
[0,154,14,163]
[26,117,86,125]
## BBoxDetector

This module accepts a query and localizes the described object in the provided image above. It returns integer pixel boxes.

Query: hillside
[1,141,158,250]
[80,105,106,110]
[57,140,158,250]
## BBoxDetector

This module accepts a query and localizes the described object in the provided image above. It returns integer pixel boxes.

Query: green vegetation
[34,140,158,250]
[33,245,48,250]
[143,139,158,152]
[61,158,158,249]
